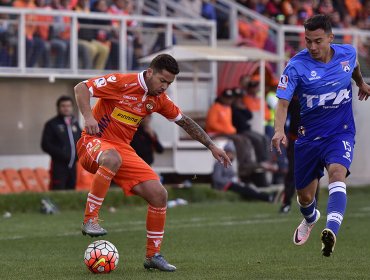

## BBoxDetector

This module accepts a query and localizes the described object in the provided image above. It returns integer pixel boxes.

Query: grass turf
[1,186,370,279]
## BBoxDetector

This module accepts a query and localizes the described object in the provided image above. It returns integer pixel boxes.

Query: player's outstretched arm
[271,98,289,155]
[74,82,100,135]
[352,61,370,101]
[175,114,231,167]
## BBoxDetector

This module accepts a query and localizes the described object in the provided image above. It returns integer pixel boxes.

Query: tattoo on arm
[175,114,214,148]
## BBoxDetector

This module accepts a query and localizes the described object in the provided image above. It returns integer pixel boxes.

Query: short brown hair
[149,54,180,75]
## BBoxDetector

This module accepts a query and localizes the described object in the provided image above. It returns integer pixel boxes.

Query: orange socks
[84,166,116,223]
[146,205,167,257]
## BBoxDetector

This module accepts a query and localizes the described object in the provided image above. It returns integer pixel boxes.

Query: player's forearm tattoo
[175,114,214,148]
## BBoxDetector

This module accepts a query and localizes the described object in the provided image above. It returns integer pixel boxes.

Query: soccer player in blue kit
[271,14,370,257]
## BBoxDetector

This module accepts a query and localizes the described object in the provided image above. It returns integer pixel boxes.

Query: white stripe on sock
[147,231,164,234]
[88,193,104,201]
[147,235,163,238]
[328,182,346,195]
[87,198,102,205]
[327,212,343,225]
[329,186,346,195]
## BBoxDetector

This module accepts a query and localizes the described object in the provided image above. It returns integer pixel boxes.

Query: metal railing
[138,0,370,79]
[0,7,216,79]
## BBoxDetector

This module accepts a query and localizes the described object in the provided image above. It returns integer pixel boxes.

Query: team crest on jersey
[278,75,288,90]
[340,61,351,73]
[145,100,156,112]
[93,77,107,88]
[107,75,116,83]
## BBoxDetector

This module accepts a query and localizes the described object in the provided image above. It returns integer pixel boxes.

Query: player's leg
[293,179,321,245]
[82,149,121,236]
[321,163,347,257]
[321,134,354,256]
[132,181,176,272]
[292,140,323,245]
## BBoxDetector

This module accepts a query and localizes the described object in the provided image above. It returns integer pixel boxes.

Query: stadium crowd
[1,0,370,69]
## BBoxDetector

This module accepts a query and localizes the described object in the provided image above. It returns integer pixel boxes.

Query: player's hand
[84,116,100,135]
[271,131,287,155]
[358,82,370,101]
[209,144,232,168]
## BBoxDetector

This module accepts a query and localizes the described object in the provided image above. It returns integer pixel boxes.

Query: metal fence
[0,7,216,79]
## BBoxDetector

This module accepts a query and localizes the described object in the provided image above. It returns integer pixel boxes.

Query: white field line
[1,212,369,241]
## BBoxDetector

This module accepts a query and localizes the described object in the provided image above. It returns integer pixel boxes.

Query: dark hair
[304,14,332,34]
[149,54,180,75]
[56,95,73,107]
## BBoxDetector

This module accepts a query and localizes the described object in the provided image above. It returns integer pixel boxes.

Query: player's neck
[320,47,334,63]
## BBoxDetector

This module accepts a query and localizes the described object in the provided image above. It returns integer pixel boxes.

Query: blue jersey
[276,44,356,142]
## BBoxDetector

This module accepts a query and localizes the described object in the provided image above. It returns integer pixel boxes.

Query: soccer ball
[84,240,119,273]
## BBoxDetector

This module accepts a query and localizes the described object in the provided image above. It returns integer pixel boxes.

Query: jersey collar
[138,71,148,93]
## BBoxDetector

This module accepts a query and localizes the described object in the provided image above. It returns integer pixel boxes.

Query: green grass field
[1,186,370,280]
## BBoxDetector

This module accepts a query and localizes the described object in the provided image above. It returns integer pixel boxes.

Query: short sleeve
[84,73,124,100]
[276,62,299,102]
[156,94,182,121]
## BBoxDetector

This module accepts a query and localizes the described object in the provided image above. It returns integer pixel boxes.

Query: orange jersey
[84,72,182,144]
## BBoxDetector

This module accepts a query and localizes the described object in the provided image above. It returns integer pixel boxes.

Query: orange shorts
[76,135,159,196]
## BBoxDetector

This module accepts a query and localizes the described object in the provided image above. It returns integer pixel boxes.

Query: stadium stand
[0,170,12,194]
[3,168,27,193]
[19,168,45,192]
[34,167,50,192]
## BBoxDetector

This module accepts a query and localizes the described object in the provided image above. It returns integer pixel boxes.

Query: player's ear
[147,68,153,78]
[329,33,334,43]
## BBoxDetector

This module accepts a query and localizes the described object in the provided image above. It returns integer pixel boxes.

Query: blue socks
[299,197,317,224]
[326,181,347,236]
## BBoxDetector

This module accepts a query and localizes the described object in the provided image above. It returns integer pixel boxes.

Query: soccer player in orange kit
[74,54,231,272]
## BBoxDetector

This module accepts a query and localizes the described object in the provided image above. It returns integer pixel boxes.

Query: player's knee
[297,193,315,206]
[99,149,122,172]
[150,185,168,207]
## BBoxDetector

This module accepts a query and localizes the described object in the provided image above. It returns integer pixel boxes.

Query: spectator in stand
[131,115,164,166]
[74,0,110,70]
[241,74,272,126]
[41,96,82,190]
[344,0,362,22]
[206,89,265,181]
[212,141,277,203]
[231,87,277,173]
[0,0,17,66]
[265,0,282,18]
[108,0,143,70]
[201,0,229,39]
[13,0,49,67]
[35,0,71,68]
[318,0,334,15]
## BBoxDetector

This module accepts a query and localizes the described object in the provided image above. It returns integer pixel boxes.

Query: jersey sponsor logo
[122,95,138,101]
[93,77,107,88]
[107,75,117,83]
[340,61,351,73]
[111,107,143,126]
[308,70,321,81]
[303,88,350,108]
[278,75,288,89]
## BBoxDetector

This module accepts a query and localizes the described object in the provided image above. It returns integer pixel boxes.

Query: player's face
[305,28,334,62]
[146,68,176,96]
[58,101,73,117]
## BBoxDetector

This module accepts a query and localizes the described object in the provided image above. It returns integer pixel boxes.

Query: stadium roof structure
[140,45,281,135]
[139,45,281,63]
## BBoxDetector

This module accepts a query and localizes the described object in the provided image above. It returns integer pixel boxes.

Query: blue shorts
[294,133,355,189]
